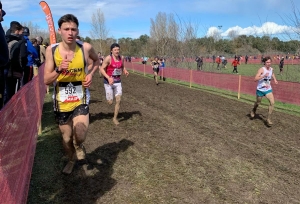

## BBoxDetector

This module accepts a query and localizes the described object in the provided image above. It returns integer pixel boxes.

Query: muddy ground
[29,72,300,204]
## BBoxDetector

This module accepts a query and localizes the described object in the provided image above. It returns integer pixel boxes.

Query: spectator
[195,56,203,71]
[245,55,249,64]
[216,56,221,70]
[43,42,49,49]
[159,58,166,81]
[221,55,227,68]
[36,36,46,63]
[0,1,9,109]
[22,27,39,85]
[279,57,284,75]
[0,2,8,67]
[212,55,216,63]
[142,56,148,64]
[5,21,27,104]
[231,57,240,74]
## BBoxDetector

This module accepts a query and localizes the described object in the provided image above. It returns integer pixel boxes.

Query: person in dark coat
[0,2,9,109]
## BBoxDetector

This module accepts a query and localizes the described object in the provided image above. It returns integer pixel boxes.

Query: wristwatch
[55,67,62,74]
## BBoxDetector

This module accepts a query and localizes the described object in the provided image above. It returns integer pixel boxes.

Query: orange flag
[39,1,56,44]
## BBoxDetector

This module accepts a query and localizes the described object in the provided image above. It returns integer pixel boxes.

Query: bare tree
[149,12,199,68]
[21,21,49,41]
[90,8,109,54]
[150,12,169,57]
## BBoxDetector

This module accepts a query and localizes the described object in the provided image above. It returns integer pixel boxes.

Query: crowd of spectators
[0,1,48,110]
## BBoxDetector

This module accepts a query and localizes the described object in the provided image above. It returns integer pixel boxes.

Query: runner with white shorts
[100,43,129,125]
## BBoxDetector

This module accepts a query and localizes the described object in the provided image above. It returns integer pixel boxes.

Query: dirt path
[54,73,300,203]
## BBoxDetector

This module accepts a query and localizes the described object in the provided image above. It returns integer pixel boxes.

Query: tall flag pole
[39,1,57,44]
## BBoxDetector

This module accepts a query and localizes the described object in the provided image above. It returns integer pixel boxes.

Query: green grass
[188,62,300,83]
[137,61,300,82]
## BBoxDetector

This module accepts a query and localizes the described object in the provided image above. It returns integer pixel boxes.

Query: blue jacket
[0,23,9,67]
[23,35,38,66]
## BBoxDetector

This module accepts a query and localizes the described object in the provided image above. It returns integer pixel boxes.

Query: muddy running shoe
[267,118,273,126]
[250,110,255,118]
[75,144,86,160]
[62,160,75,174]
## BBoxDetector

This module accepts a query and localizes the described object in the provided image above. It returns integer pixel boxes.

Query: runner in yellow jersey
[44,14,100,174]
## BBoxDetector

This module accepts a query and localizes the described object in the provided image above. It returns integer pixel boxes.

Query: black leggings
[233,66,238,73]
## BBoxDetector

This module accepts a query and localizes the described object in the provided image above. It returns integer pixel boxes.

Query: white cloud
[207,22,297,38]
[1,0,299,40]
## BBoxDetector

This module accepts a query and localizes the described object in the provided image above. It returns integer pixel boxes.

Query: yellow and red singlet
[52,42,88,112]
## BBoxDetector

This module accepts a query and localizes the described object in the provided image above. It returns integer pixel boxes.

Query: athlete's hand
[124,69,129,77]
[83,74,93,88]
[108,77,114,85]
[59,55,70,72]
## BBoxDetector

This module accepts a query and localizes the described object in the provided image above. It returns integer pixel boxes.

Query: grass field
[175,61,300,83]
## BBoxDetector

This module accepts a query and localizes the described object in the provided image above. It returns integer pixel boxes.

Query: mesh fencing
[126,60,300,106]
[0,60,299,203]
[0,65,46,204]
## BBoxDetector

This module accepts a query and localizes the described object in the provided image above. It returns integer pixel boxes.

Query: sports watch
[55,67,62,74]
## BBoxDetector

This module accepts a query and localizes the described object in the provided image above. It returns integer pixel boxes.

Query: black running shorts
[54,104,89,125]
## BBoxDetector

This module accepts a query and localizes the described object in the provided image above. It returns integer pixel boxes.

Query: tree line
[9,9,299,62]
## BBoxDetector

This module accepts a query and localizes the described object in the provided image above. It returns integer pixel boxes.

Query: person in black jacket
[0,2,8,67]
[4,21,27,104]
[279,57,284,75]
[0,2,9,109]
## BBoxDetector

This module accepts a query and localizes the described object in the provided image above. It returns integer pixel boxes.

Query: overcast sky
[1,0,299,40]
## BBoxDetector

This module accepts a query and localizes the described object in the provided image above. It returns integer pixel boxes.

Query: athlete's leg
[73,113,89,161]
[104,84,114,105]
[265,92,275,125]
[98,66,102,78]
[59,120,76,174]
[113,95,121,125]
[251,95,262,118]
[113,83,123,125]
[154,71,158,84]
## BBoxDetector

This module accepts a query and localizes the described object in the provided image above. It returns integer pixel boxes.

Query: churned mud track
[59,73,300,203]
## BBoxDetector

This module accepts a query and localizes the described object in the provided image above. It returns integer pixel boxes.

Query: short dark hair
[58,14,79,28]
[10,21,23,33]
[262,56,271,63]
[31,38,37,44]
[110,43,120,51]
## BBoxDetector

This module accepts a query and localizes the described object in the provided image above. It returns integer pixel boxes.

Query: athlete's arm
[99,55,114,85]
[44,45,70,85]
[254,67,265,81]
[85,43,99,76]
[44,46,58,85]
[121,56,129,77]
[82,43,100,88]
[272,71,278,84]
